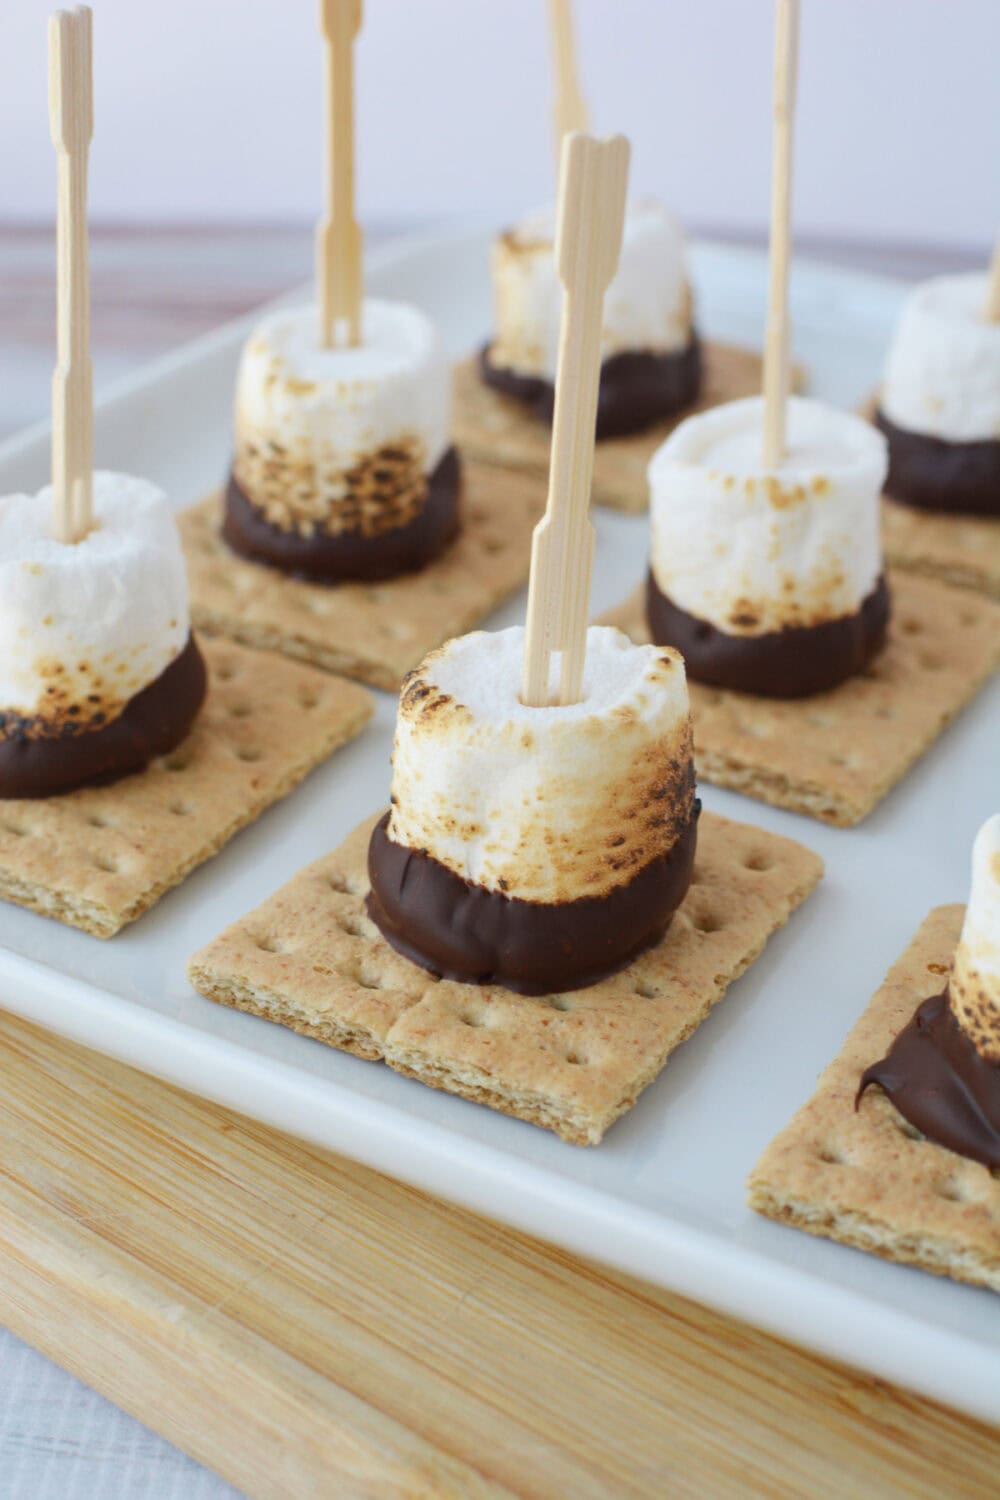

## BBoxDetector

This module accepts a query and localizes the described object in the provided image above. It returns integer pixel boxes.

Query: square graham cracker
[749,905,1000,1293]
[452,344,805,514]
[178,460,546,691]
[860,396,1000,601]
[599,571,1000,827]
[188,810,823,1146]
[0,639,372,938]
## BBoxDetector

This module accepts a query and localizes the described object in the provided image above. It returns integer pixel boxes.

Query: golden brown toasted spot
[234,430,430,539]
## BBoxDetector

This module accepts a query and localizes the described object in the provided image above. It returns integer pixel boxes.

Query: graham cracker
[599,571,1000,827]
[859,397,1000,601]
[749,906,1000,1293]
[0,639,372,938]
[452,344,805,514]
[188,810,823,1146]
[179,461,546,691]
[882,500,1000,603]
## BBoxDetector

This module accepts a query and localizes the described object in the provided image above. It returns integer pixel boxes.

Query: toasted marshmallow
[233,299,451,537]
[881,274,1000,444]
[489,199,692,381]
[949,815,1000,1062]
[0,472,189,735]
[387,625,694,905]
[648,396,887,635]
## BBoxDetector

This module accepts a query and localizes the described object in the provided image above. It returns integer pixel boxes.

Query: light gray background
[1,0,998,246]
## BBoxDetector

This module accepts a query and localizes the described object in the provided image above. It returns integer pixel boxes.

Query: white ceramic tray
[1,228,997,1424]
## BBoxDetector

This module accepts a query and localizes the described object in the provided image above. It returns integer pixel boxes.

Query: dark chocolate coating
[479,336,703,440]
[0,633,207,800]
[857,989,1000,1170]
[875,408,1000,518]
[222,446,462,583]
[645,571,891,699]
[366,802,700,997]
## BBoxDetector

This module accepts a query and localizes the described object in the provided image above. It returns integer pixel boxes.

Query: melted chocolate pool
[366,802,700,996]
[0,634,207,800]
[857,988,1000,1170]
[479,337,703,440]
[646,572,891,699]
[222,446,461,583]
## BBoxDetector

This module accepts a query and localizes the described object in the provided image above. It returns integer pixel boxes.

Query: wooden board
[0,1006,997,1499]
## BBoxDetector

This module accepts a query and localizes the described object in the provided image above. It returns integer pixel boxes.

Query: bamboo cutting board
[0,1007,996,1500]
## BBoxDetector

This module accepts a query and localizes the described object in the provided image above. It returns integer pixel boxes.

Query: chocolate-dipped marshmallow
[858,816,1000,1169]
[876,274,1000,517]
[367,624,698,995]
[480,200,701,438]
[646,395,891,697]
[223,299,461,582]
[0,472,206,798]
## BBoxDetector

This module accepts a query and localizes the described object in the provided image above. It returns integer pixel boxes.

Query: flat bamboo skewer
[761,0,800,469]
[547,0,589,162]
[984,234,1000,322]
[317,0,363,348]
[48,5,94,545]
[522,132,629,709]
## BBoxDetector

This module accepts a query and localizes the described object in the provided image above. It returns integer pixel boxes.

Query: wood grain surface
[0,1007,996,1500]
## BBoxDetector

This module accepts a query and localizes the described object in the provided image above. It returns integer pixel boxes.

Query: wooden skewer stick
[984,234,1000,322]
[761,0,800,469]
[521,132,629,709]
[316,0,363,348]
[547,0,589,163]
[48,5,94,545]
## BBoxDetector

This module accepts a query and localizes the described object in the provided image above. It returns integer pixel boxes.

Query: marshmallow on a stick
[876,273,1000,517]
[223,0,461,584]
[646,394,891,697]
[224,299,458,581]
[482,200,700,438]
[0,473,206,798]
[367,626,697,994]
[949,814,1000,1062]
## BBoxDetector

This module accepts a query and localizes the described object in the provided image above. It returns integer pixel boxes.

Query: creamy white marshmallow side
[233,298,451,536]
[881,274,1000,443]
[489,199,692,381]
[949,814,1000,1061]
[648,395,888,635]
[0,472,190,732]
[387,625,694,905]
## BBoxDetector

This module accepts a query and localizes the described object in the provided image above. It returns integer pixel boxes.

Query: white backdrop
[1,2,998,246]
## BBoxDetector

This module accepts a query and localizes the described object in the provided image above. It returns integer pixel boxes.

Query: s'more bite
[0,474,206,798]
[0,8,206,801]
[222,3,460,584]
[367,625,697,994]
[481,198,701,438]
[646,395,891,697]
[223,298,460,582]
[478,1,699,439]
[858,815,1000,1167]
[875,269,1000,518]
[1,7,373,939]
[369,133,701,995]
